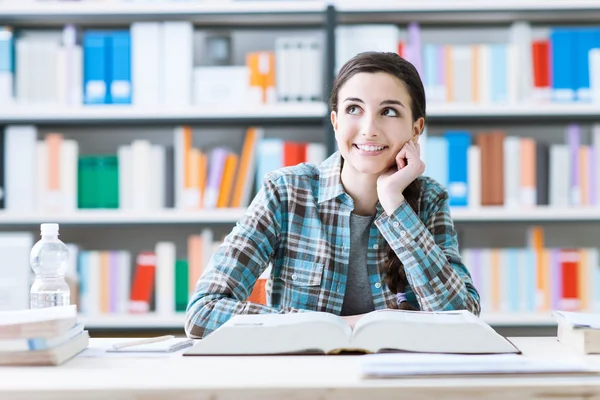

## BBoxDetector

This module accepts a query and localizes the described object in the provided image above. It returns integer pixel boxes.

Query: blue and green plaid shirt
[185,152,481,338]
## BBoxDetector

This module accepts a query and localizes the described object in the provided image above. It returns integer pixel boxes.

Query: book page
[554,311,600,329]
[227,311,351,336]
[0,305,77,325]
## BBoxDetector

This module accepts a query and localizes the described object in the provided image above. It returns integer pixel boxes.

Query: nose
[359,114,380,138]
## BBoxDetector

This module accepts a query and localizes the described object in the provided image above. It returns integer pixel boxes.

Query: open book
[184,309,520,355]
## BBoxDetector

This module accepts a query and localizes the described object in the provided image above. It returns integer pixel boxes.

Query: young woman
[185,51,481,338]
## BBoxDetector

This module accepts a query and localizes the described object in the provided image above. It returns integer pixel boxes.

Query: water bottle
[30,223,70,308]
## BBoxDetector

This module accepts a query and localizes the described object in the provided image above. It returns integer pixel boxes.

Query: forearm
[376,202,481,315]
[185,292,306,338]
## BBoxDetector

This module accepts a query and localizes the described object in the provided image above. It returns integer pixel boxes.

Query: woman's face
[331,71,422,178]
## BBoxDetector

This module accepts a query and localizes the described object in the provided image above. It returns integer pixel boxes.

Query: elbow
[184,297,217,339]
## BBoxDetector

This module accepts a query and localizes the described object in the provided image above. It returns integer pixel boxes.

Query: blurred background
[0,0,600,338]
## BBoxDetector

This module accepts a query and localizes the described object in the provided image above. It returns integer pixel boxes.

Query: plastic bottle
[30,223,70,308]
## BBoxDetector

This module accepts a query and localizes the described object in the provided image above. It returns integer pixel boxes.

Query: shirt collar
[317,151,346,204]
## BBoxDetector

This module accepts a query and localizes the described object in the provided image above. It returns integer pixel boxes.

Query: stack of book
[0,305,89,366]
[554,311,600,355]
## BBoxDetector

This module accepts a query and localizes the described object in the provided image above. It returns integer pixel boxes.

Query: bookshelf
[0,207,598,226]
[0,1,597,334]
[0,103,327,124]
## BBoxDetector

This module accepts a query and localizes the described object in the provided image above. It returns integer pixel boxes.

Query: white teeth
[356,144,384,151]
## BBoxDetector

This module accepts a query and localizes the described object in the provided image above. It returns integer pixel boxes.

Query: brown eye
[382,108,399,117]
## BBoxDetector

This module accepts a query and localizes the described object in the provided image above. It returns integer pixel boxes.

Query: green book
[175,259,189,312]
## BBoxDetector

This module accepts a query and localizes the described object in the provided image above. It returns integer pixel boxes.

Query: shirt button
[291,274,297,281]
[400,230,406,237]
[393,222,400,228]
[373,244,379,250]
[375,282,382,289]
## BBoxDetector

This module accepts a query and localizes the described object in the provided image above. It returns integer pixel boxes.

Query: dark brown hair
[330,52,426,310]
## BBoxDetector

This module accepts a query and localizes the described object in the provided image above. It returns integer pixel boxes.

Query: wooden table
[2,337,600,400]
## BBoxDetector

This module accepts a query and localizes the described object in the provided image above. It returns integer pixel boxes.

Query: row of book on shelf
[4,122,600,213]
[3,20,600,108]
[0,23,322,107]
[342,22,600,105]
[0,125,327,212]
[1,225,598,317]
[423,123,600,208]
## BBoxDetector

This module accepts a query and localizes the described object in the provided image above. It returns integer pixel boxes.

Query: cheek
[336,115,359,138]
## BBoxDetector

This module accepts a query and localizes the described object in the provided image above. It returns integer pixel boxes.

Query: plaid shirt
[185,152,481,338]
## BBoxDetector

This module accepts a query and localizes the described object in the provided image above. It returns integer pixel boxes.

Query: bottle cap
[41,223,59,235]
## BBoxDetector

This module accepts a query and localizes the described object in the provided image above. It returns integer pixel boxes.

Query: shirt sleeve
[185,178,307,339]
[375,190,481,316]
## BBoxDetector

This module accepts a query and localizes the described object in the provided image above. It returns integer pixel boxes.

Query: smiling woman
[184,52,481,339]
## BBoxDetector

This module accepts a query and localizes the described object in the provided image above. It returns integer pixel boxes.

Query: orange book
[491,249,501,312]
[540,249,550,311]
[187,235,203,295]
[99,251,110,314]
[217,153,238,208]
[262,51,276,103]
[198,150,207,208]
[248,279,267,305]
[445,46,454,102]
[182,126,193,190]
[246,52,264,103]
[472,45,479,102]
[528,226,546,311]
[230,128,259,208]
[578,249,589,311]
[520,138,536,207]
[532,40,550,89]
[46,133,62,193]
[129,252,156,313]
[397,41,404,58]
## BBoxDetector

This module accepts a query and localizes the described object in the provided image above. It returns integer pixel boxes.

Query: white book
[0,323,84,352]
[0,233,34,311]
[193,66,249,105]
[590,49,600,105]
[61,139,78,212]
[131,22,162,107]
[117,145,132,210]
[36,140,48,212]
[275,37,292,102]
[304,37,322,102]
[162,21,193,107]
[451,45,473,103]
[467,145,481,208]
[173,126,185,209]
[87,251,101,316]
[155,242,175,315]
[476,44,491,104]
[131,139,151,211]
[117,251,131,315]
[0,304,77,339]
[184,310,519,355]
[151,145,166,209]
[5,125,37,212]
[549,144,570,207]
[593,124,600,206]
[509,21,533,103]
[15,39,30,103]
[201,228,214,272]
[503,136,520,208]
[554,310,600,354]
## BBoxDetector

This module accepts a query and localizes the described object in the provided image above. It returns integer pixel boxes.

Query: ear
[330,111,338,133]
[412,117,425,143]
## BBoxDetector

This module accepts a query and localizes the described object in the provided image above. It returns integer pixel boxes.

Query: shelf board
[1,103,600,124]
[0,103,328,124]
[0,209,248,225]
[450,207,600,223]
[0,207,598,225]
[79,312,556,329]
[336,0,600,24]
[0,1,327,26]
[427,103,600,120]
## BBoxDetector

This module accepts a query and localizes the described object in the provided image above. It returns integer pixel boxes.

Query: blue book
[550,28,576,102]
[0,323,85,352]
[443,131,471,207]
[489,44,508,103]
[0,28,12,73]
[110,31,131,104]
[574,28,596,102]
[83,31,109,104]
[255,139,283,194]
[424,136,448,189]
[505,248,520,313]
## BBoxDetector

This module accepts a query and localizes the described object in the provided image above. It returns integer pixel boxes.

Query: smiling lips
[354,143,388,155]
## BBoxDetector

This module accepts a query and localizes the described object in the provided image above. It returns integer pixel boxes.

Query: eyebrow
[343,97,405,108]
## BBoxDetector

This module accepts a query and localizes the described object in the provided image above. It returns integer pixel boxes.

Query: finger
[396,146,408,169]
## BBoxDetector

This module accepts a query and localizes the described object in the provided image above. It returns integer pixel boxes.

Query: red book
[129,251,156,313]
[532,40,550,88]
[560,249,580,311]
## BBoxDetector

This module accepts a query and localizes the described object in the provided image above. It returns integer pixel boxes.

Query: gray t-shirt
[340,213,376,316]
